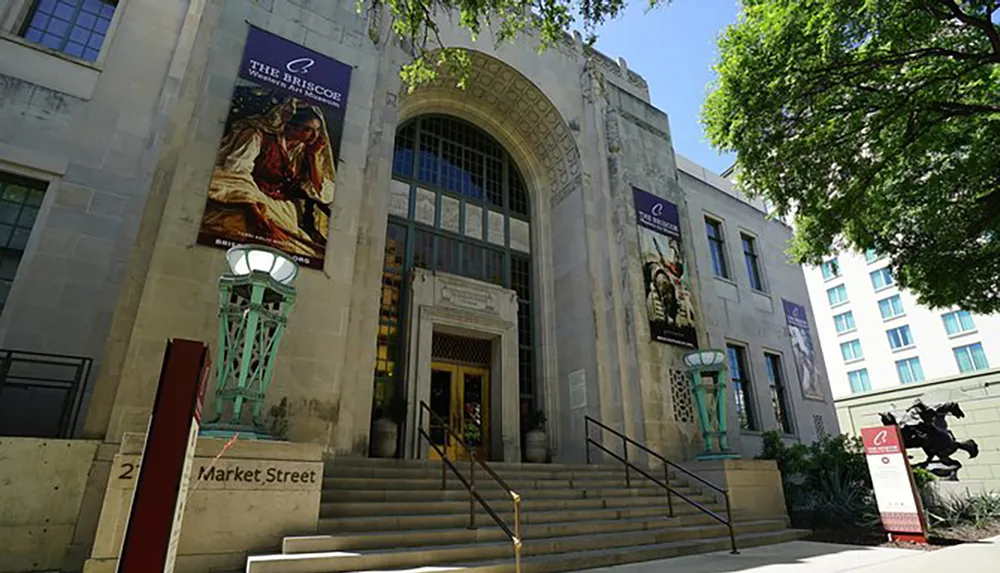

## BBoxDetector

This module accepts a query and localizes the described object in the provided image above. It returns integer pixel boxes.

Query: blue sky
[592,0,739,174]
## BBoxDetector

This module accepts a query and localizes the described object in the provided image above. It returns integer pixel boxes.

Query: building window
[954,343,989,373]
[0,173,46,312]
[878,295,905,320]
[705,217,729,279]
[827,284,848,307]
[847,369,872,394]
[896,357,925,385]
[740,233,764,291]
[20,0,117,63]
[942,310,976,336]
[382,115,537,419]
[870,267,895,291]
[820,257,840,281]
[764,352,793,434]
[886,325,914,350]
[864,249,880,263]
[840,339,863,362]
[726,344,757,431]
[833,311,856,334]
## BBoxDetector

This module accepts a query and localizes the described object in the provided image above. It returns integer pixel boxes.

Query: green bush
[758,431,878,530]
[925,490,1000,530]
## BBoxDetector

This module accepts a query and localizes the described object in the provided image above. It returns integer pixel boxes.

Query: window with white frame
[864,249,880,263]
[887,325,914,349]
[833,311,855,334]
[19,0,117,63]
[878,295,904,320]
[820,257,840,281]
[840,339,863,362]
[827,284,848,307]
[870,267,895,290]
[942,310,976,336]
[896,357,925,384]
[848,369,871,393]
[954,343,989,373]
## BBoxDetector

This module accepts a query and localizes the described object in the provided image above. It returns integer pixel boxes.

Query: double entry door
[429,362,490,460]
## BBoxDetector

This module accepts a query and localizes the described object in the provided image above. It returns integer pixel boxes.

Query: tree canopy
[703,1,1000,312]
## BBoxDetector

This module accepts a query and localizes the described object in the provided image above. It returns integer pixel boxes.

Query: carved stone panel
[465,204,483,240]
[510,218,530,253]
[438,284,498,313]
[670,369,695,424]
[415,188,435,227]
[440,195,460,233]
[488,211,505,247]
[388,179,410,218]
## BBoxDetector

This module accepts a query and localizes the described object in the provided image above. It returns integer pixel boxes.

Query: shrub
[925,490,1000,530]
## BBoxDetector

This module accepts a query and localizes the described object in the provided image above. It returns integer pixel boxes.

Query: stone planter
[524,429,547,463]
[372,418,399,458]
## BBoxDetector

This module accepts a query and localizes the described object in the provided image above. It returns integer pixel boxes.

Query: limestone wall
[836,368,1000,491]
[0,437,100,572]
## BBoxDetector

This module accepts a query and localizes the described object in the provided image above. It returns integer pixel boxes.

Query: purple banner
[633,187,697,348]
[782,299,825,400]
[197,26,353,270]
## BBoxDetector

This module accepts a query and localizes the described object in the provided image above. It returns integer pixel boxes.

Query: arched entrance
[372,114,535,460]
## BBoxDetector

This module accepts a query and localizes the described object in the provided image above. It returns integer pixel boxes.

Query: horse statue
[880,400,979,480]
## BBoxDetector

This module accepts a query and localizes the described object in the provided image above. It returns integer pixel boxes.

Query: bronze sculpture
[880,400,979,480]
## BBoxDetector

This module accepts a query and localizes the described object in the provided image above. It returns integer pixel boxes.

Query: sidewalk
[575,536,1000,573]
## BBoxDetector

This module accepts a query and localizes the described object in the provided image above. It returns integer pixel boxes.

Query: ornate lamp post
[201,245,299,439]
[683,349,740,460]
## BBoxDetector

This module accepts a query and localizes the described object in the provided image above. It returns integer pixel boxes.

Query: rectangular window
[0,173,47,313]
[764,353,793,434]
[20,0,117,63]
[726,345,757,431]
[870,267,895,290]
[942,310,976,336]
[878,295,905,320]
[847,369,872,394]
[820,257,840,280]
[896,357,925,385]
[833,311,856,334]
[840,339,863,362]
[827,284,848,307]
[705,218,729,279]
[864,249,880,263]
[741,234,764,291]
[954,343,989,373]
[887,325,914,349]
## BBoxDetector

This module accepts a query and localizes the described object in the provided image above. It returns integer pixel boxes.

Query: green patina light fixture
[201,245,299,439]
[684,349,740,460]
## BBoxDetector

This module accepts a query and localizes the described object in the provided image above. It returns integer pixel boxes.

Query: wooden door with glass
[428,362,490,460]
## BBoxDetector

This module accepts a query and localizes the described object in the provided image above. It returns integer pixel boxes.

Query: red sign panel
[860,426,927,542]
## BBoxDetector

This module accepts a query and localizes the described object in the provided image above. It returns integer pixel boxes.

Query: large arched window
[373,115,536,423]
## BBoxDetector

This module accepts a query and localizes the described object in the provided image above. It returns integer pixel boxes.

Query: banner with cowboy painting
[782,299,826,400]
[196,26,353,270]
[633,187,697,348]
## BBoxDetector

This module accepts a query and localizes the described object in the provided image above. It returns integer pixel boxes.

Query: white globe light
[225,245,300,286]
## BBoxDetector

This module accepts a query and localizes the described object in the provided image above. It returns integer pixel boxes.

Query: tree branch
[932,0,1000,59]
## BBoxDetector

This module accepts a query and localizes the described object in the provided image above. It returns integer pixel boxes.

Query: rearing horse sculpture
[880,400,979,480]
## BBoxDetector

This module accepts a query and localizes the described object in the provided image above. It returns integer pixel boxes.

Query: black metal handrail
[584,415,738,554]
[417,401,522,573]
[0,349,93,438]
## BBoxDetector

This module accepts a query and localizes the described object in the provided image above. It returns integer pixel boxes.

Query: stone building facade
[0,0,837,464]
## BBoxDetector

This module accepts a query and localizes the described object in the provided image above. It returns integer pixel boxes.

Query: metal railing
[0,349,92,438]
[584,415,738,554]
[417,401,522,573]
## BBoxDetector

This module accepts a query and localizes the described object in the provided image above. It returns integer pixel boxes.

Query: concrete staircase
[246,457,807,573]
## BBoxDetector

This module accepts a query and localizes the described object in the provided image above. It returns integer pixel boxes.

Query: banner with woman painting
[197,26,353,270]
[633,188,697,348]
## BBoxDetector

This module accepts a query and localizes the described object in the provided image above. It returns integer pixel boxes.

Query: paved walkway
[576,537,1000,573]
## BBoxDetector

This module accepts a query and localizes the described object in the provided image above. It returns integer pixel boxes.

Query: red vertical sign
[861,426,928,543]
[116,339,211,573]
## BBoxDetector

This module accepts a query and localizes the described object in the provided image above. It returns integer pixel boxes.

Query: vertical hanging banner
[782,299,825,400]
[861,426,928,543]
[633,187,697,348]
[197,26,353,270]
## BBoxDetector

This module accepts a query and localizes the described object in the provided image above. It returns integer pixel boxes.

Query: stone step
[317,501,726,533]
[246,521,793,573]
[320,492,717,518]
[285,515,787,553]
[323,465,635,481]
[321,476,693,493]
[324,458,621,473]
[321,485,698,504]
